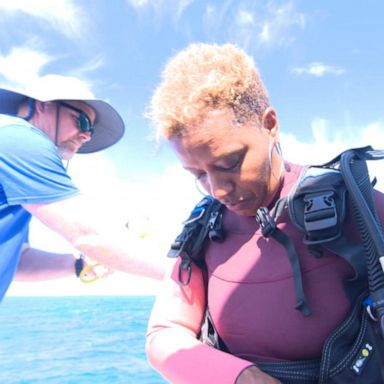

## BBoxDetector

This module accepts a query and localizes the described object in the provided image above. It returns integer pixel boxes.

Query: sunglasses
[58,101,94,136]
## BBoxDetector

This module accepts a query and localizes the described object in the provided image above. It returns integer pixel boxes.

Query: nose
[203,173,234,201]
[78,131,92,143]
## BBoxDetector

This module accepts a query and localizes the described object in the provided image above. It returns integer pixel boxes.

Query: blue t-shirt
[0,115,80,300]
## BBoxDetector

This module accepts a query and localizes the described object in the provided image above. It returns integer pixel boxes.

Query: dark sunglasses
[58,101,94,136]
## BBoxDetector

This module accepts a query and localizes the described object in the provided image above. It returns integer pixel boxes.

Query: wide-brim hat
[0,75,125,153]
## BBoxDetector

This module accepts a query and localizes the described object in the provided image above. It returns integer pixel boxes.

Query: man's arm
[15,244,75,281]
[22,194,171,280]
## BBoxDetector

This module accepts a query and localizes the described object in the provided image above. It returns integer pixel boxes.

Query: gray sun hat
[0,75,125,153]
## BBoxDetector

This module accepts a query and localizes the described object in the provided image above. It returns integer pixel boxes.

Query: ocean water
[0,296,168,384]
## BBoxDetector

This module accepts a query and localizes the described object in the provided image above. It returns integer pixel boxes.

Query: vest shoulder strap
[257,146,384,320]
[167,195,224,285]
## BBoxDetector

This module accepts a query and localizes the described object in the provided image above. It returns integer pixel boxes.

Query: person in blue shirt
[0,77,166,301]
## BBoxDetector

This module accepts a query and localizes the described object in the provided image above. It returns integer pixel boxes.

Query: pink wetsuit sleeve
[146,259,253,384]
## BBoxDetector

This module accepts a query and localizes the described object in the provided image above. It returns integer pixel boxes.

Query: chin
[226,205,255,217]
[58,147,76,160]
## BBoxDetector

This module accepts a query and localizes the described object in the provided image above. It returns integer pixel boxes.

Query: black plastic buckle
[178,257,192,286]
[256,207,276,237]
[208,211,224,242]
[303,191,337,233]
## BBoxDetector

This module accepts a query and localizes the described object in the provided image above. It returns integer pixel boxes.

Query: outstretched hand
[79,256,113,284]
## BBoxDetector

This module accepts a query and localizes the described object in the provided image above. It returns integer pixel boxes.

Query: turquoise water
[0,296,167,384]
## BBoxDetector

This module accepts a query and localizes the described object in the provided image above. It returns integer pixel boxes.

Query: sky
[1,0,383,296]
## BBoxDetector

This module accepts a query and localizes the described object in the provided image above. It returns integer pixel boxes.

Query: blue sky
[1,0,383,295]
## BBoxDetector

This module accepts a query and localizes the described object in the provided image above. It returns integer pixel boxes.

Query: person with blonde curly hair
[151,43,270,139]
[145,43,384,383]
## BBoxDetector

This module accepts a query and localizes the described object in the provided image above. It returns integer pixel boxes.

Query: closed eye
[216,158,240,172]
[214,151,244,172]
[186,149,245,182]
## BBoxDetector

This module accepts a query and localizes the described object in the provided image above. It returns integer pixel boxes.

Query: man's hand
[77,255,112,284]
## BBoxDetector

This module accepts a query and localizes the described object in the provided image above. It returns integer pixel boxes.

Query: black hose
[340,149,384,337]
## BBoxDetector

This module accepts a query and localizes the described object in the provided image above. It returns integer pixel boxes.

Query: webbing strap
[271,228,311,316]
[256,205,311,316]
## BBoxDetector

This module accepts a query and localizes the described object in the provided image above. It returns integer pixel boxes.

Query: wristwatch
[74,254,85,278]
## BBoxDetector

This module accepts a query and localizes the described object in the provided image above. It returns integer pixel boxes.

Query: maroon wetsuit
[205,162,384,362]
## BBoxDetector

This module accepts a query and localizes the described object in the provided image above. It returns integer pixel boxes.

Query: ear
[261,107,279,138]
[34,100,46,113]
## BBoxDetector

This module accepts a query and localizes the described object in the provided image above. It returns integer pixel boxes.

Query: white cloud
[68,153,201,236]
[237,10,254,26]
[0,0,85,39]
[202,1,306,52]
[0,46,51,85]
[282,118,383,163]
[203,1,234,35]
[75,56,105,77]
[291,62,345,77]
[281,118,384,191]
[257,2,306,47]
[126,0,151,7]
[0,46,97,100]
[126,0,193,24]
[175,0,194,21]
[127,0,305,51]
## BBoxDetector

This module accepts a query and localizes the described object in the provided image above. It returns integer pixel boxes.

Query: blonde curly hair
[149,43,270,139]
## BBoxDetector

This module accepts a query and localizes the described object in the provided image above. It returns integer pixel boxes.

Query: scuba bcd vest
[167,146,384,383]
[168,195,225,285]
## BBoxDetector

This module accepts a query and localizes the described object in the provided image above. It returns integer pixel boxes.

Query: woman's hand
[235,365,282,384]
